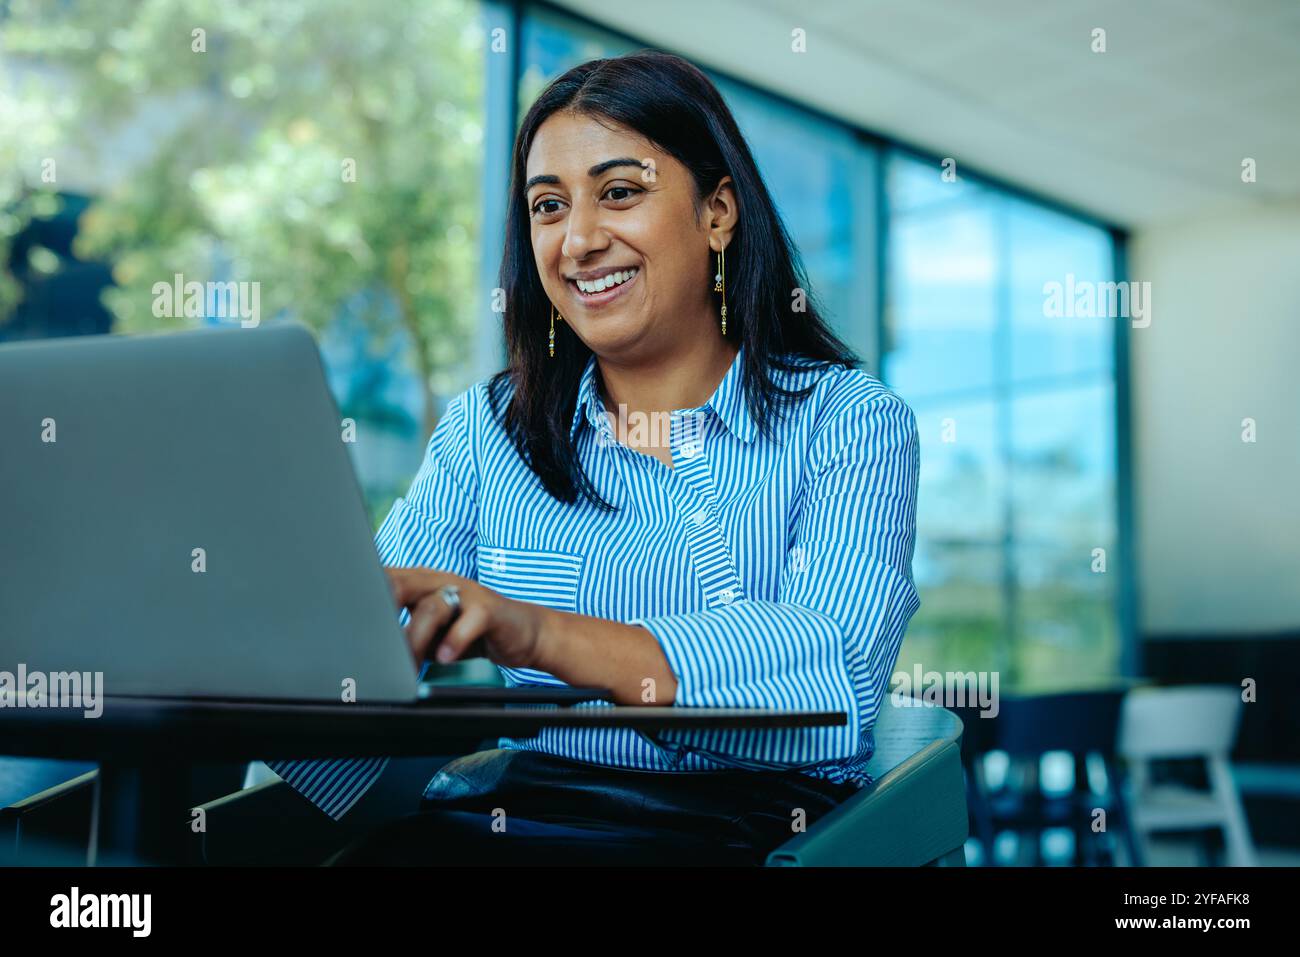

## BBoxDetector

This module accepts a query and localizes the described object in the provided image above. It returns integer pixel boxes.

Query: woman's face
[524,110,734,358]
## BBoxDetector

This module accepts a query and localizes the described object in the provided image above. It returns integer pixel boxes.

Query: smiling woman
[273,50,922,866]
[497,50,860,488]
[524,117,721,363]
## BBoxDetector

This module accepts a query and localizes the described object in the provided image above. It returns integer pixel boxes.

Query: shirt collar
[569,346,756,444]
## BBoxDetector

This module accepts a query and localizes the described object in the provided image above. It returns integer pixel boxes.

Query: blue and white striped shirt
[270,346,920,819]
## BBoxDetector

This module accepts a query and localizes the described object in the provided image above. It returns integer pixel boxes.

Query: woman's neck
[595,339,740,423]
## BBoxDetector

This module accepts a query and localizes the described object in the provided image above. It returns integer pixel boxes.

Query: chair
[0,756,98,854]
[0,760,259,865]
[0,757,97,810]
[0,755,469,865]
[190,755,468,865]
[765,702,968,866]
[947,702,1001,862]
[981,690,1141,865]
[0,768,98,865]
[1118,685,1257,867]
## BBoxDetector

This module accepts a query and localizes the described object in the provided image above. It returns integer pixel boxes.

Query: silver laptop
[0,322,607,706]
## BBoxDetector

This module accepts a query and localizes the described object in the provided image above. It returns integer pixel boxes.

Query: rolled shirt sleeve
[266,392,479,819]
[628,390,921,775]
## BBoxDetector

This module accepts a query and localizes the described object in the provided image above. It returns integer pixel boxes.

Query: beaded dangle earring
[713,246,727,335]
[549,303,562,357]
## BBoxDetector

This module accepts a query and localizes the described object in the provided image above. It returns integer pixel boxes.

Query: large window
[885,152,1121,689]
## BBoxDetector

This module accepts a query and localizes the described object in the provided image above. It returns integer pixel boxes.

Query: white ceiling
[553,0,1300,228]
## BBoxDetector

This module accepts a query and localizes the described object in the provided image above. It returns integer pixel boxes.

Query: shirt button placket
[677,504,746,610]
[667,411,745,610]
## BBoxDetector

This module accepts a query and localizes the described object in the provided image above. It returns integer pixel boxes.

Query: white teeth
[575,268,636,294]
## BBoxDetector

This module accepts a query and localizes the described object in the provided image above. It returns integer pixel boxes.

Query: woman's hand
[383,566,679,705]
[383,567,550,671]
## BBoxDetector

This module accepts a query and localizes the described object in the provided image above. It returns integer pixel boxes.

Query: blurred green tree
[1,0,485,435]
[0,40,73,320]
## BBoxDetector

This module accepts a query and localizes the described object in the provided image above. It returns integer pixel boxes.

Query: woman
[300,49,920,865]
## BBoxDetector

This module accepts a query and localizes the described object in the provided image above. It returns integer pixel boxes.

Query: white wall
[1130,204,1300,634]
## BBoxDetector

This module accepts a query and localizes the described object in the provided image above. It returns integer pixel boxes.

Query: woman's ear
[706,176,739,251]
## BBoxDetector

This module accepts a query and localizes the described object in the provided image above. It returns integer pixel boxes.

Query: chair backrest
[1118,685,1243,759]
[994,690,1126,756]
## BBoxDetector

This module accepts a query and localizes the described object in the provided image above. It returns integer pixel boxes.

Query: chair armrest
[766,737,969,866]
[0,770,98,864]
[190,778,360,865]
[192,754,469,865]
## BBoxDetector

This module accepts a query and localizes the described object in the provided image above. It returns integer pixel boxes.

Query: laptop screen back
[0,322,417,703]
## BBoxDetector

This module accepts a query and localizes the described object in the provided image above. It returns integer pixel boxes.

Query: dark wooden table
[0,695,846,864]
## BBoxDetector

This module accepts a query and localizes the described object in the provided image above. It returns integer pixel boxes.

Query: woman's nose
[562,203,610,261]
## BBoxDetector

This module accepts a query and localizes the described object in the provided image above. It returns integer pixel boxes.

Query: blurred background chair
[0,755,473,866]
[1,763,97,864]
[948,701,1000,860]
[0,757,97,810]
[1118,685,1257,867]
[954,689,1140,866]
[191,755,469,866]
[1,761,262,865]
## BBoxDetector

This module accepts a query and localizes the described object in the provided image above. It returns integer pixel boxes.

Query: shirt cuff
[624,602,862,770]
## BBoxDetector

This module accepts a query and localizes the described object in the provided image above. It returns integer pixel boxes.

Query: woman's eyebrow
[524,157,647,193]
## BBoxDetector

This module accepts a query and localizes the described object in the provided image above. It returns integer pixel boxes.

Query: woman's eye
[531,187,640,218]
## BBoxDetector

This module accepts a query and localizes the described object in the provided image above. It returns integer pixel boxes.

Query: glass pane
[899,541,1007,679]
[905,399,1009,682]
[887,150,984,216]
[885,166,998,400]
[1009,383,1117,548]
[1007,198,1115,384]
[1012,542,1120,691]
[914,399,1005,543]
[518,7,637,106]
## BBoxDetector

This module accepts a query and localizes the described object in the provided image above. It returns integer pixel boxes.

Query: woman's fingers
[381,566,508,666]
[386,566,448,610]
[405,590,459,664]
[434,604,490,664]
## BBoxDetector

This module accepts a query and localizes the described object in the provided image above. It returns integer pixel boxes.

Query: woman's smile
[565,265,640,310]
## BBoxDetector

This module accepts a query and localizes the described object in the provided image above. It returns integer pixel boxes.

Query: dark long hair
[487,49,860,510]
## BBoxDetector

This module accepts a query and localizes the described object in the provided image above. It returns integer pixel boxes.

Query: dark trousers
[328,749,859,866]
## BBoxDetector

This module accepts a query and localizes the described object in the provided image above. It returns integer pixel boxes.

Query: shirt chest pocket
[475,545,584,613]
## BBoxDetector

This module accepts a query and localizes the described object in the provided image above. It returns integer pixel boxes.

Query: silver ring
[437,584,461,614]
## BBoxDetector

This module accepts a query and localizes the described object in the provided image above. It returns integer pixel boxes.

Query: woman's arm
[387,569,677,705]
[535,609,679,706]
